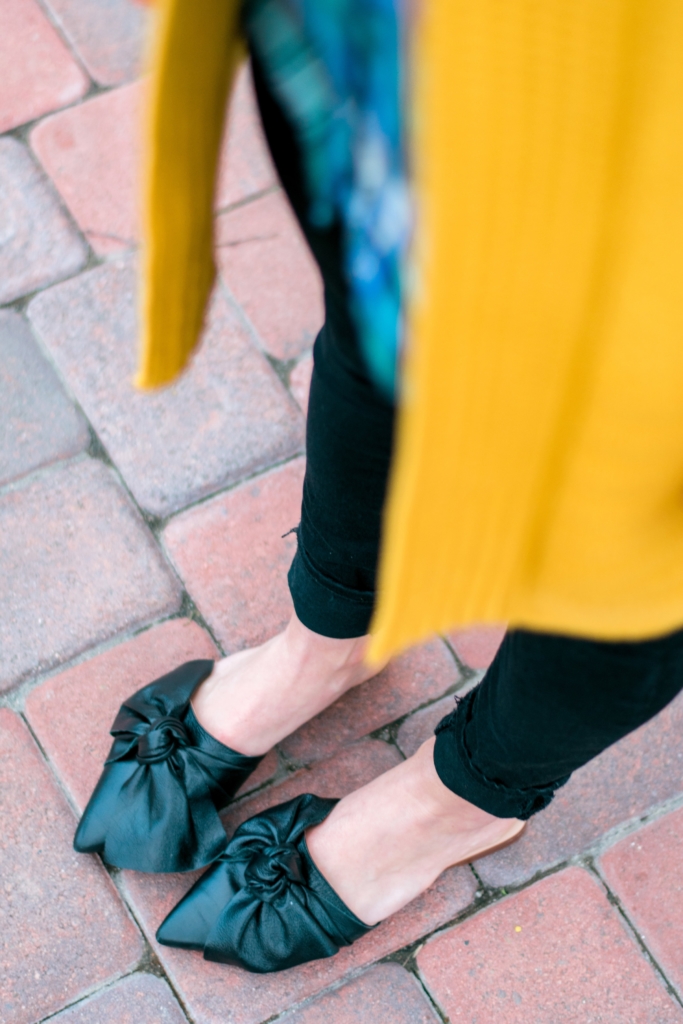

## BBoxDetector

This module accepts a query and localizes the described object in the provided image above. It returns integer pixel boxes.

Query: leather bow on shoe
[74,660,264,873]
[156,793,372,972]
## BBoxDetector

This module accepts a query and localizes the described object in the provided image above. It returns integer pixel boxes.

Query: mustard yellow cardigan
[139,0,683,662]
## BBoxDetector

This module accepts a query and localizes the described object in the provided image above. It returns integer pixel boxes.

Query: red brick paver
[0,0,88,133]
[281,639,460,766]
[6,8,683,1021]
[124,862,476,1024]
[0,309,87,488]
[216,64,277,211]
[474,689,683,888]
[164,459,305,651]
[31,68,275,258]
[289,352,314,413]
[417,866,682,1024]
[599,805,683,999]
[25,618,218,812]
[0,458,180,691]
[121,738,477,1024]
[0,137,87,304]
[49,973,188,1024]
[279,963,440,1024]
[42,0,151,86]
[396,693,456,758]
[0,710,143,1024]
[395,673,483,757]
[31,80,144,255]
[28,257,303,517]
[447,624,506,670]
[222,737,402,834]
[217,190,324,360]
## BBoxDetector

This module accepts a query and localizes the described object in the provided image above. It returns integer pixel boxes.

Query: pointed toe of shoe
[73,810,105,854]
[156,904,208,951]
[157,859,238,950]
[158,794,372,972]
[73,759,135,855]
[72,660,263,873]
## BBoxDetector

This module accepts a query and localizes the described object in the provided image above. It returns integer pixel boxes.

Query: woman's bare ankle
[191,613,384,756]
[306,739,523,925]
[278,614,376,693]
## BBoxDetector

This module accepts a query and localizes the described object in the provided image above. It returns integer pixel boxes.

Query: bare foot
[306,737,525,925]
[192,613,384,757]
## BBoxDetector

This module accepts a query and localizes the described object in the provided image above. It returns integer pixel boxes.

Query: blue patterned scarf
[243,0,409,398]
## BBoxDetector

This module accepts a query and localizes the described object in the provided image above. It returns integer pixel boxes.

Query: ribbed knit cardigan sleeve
[139,0,683,661]
[137,0,243,389]
[369,0,683,660]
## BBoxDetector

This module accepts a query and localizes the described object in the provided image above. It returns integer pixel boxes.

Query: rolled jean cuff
[287,531,375,638]
[433,689,570,821]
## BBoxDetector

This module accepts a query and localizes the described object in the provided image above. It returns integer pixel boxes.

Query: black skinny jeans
[251,54,683,821]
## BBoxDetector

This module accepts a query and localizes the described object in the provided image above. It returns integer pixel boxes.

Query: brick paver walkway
[2,3,682,1022]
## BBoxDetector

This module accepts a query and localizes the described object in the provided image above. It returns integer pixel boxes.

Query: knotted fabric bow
[75,660,263,872]
[164,794,372,971]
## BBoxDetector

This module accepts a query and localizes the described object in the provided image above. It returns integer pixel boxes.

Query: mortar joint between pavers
[4,120,44,144]
[159,448,306,532]
[440,633,482,680]
[1,291,32,314]
[22,132,100,266]
[76,451,186,601]
[215,182,281,219]
[384,732,411,763]
[375,670,482,759]
[2,82,101,145]
[266,352,298,390]
[581,789,683,862]
[103,866,199,1022]
[378,933,471,1019]
[22,308,90,421]
[231,746,292,802]
[173,589,227,657]
[34,965,159,1024]
[276,744,310,776]
[0,246,96,308]
[482,854,571,904]
[260,964,381,1024]
[218,748,300,821]
[78,242,106,273]
[380,939,423,972]
[4,759,156,1022]
[86,426,114,466]
[278,734,399,778]
[0,388,90,509]
[71,960,195,1024]
[38,406,191,602]
[467,865,491,907]
[17,707,113,852]
[80,79,116,101]
[132,943,174,982]
[288,348,314,370]
[215,273,310,390]
[585,858,683,1010]
[31,0,96,87]
[368,721,403,747]
[0,605,209,709]
[422,853,576,946]
[141,509,165,535]
[12,323,173,623]
[409,960,452,1024]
